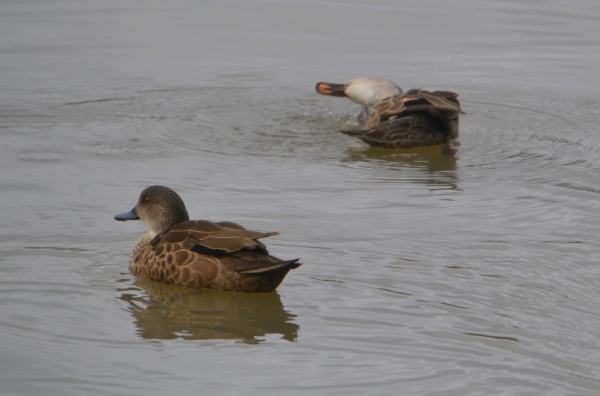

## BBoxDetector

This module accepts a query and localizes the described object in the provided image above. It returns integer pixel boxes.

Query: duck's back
[366,89,463,130]
[340,89,464,148]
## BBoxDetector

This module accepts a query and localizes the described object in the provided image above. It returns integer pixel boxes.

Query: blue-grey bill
[114,207,139,221]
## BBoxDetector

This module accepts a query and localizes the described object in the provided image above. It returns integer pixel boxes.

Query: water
[2,1,600,395]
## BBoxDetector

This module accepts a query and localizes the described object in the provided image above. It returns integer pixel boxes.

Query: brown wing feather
[366,96,406,128]
[366,89,464,129]
[157,220,277,254]
[215,221,247,230]
[403,91,464,113]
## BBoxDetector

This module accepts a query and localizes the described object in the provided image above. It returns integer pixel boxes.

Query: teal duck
[114,186,301,293]
[316,77,465,149]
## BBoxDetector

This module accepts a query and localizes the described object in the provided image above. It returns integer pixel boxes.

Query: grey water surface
[2,1,600,395]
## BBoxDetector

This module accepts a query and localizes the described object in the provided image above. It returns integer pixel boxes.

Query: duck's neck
[148,208,189,236]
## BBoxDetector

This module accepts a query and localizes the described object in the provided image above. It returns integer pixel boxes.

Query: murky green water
[2,1,600,395]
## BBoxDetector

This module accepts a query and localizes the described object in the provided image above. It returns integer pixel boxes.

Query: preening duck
[316,77,464,149]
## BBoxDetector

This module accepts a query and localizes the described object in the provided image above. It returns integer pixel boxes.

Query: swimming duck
[114,186,301,293]
[316,77,465,149]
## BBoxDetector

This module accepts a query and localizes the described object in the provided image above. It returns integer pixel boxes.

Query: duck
[114,185,301,293]
[316,77,465,149]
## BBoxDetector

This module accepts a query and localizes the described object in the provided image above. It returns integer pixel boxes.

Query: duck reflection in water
[119,278,299,343]
[345,145,457,170]
[344,145,460,191]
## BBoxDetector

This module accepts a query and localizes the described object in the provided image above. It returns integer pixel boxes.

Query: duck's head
[316,76,402,107]
[114,185,190,236]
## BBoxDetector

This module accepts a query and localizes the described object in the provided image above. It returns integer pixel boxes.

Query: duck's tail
[238,259,302,293]
[239,259,301,275]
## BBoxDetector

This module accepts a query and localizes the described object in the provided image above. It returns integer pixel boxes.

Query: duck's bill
[114,207,139,221]
[315,82,347,97]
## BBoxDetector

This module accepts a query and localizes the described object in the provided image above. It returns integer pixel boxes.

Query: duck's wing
[366,89,464,131]
[403,89,464,118]
[214,221,247,230]
[365,95,407,128]
[154,220,278,257]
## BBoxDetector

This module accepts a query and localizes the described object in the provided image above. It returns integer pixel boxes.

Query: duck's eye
[143,197,150,204]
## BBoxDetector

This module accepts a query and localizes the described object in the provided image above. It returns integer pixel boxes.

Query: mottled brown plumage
[343,89,464,148]
[115,186,301,293]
